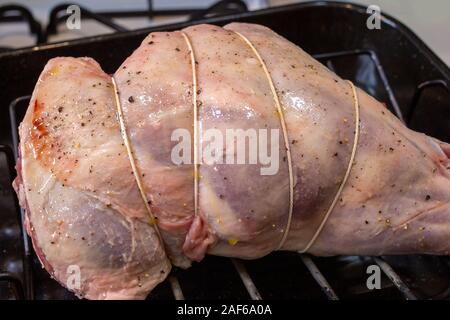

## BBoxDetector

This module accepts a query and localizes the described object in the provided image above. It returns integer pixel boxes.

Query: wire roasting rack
[2,48,449,300]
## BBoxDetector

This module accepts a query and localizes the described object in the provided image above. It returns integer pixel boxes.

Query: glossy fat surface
[224,23,450,255]
[115,25,291,261]
[223,23,356,251]
[115,31,196,267]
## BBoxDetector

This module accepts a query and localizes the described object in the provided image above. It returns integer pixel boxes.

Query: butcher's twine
[233,31,295,251]
[180,32,201,220]
[111,76,164,245]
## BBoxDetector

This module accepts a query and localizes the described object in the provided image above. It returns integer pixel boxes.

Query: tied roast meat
[12,23,450,299]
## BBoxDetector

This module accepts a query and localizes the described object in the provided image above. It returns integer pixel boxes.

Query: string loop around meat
[299,80,360,253]
[180,32,200,220]
[111,76,164,245]
[233,31,295,251]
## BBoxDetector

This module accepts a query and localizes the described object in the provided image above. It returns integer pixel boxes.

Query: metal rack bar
[1,143,34,300]
[366,51,404,123]
[313,50,403,122]
[300,255,339,300]
[0,272,25,300]
[373,257,417,300]
[406,79,449,125]
[9,95,31,159]
[168,274,185,300]
[7,97,35,300]
[231,258,262,300]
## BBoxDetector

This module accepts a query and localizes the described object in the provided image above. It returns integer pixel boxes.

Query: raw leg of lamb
[13,23,450,299]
